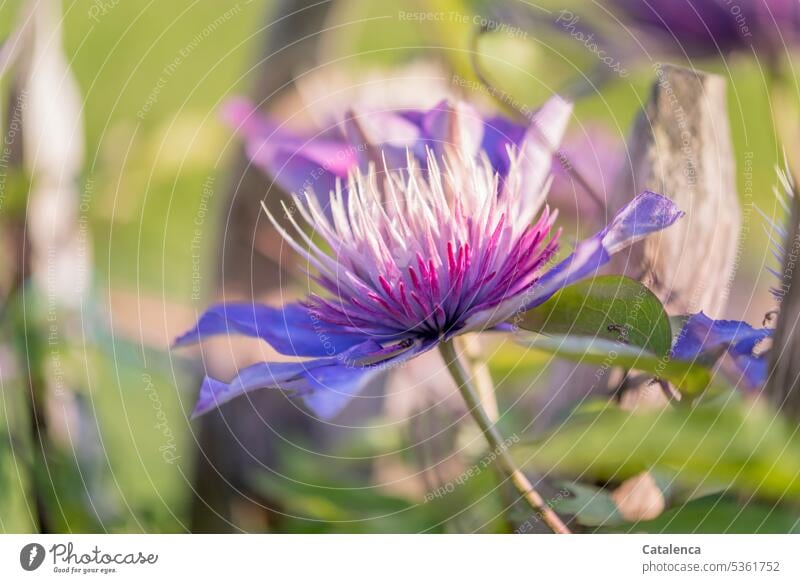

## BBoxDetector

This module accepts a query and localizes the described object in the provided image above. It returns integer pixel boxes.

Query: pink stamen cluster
[266,148,560,339]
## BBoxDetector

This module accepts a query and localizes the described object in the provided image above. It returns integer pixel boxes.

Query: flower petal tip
[640,190,685,223]
[171,331,196,349]
[190,376,231,419]
[601,191,684,254]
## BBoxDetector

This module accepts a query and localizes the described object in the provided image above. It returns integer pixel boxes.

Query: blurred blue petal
[528,191,684,308]
[672,312,772,388]
[173,302,367,357]
[193,338,435,419]
[464,191,683,329]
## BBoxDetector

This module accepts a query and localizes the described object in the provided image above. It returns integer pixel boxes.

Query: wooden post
[608,64,740,318]
[589,64,742,520]
[538,65,741,424]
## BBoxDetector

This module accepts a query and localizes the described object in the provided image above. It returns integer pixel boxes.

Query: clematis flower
[223,95,567,210]
[177,96,683,420]
[671,312,772,389]
[226,92,615,230]
[607,0,800,61]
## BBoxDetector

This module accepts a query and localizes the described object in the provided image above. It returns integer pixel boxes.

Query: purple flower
[222,95,566,207]
[547,124,623,219]
[607,0,800,60]
[177,97,683,420]
[668,165,799,390]
[672,312,772,389]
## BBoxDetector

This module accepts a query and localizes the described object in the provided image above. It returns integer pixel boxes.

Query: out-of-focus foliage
[554,481,800,533]
[0,0,796,533]
[251,425,511,533]
[516,397,800,504]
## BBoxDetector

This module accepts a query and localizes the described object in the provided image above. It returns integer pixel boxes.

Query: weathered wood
[539,65,743,521]
[190,0,337,533]
[611,65,741,413]
[608,64,740,317]
[537,64,741,426]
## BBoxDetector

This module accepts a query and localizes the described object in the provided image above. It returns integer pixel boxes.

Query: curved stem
[456,335,499,421]
[439,339,571,534]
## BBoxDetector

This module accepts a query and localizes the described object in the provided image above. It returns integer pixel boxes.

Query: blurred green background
[0,0,792,533]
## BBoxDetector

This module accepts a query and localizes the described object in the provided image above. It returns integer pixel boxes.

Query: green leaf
[551,481,625,527]
[522,335,713,397]
[601,493,800,534]
[519,276,672,357]
[514,398,800,503]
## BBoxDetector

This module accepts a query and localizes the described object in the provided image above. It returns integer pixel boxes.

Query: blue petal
[464,191,683,330]
[401,105,526,178]
[222,98,354,200]
[480,115,527,177]
[192,338,436,420]
[174,302,366,357]
[418,100,484,161]
[733,353,769,389]
[671,312,760,359]
[248,145,342,204]
[297,362,385,420]
[671,312,772,388]
[529,191,684,308]
[193,360,316,418]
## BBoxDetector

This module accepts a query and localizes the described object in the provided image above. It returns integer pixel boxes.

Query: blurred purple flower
[608,0,800,60]
[222,95,566,207]
[227,93,619,225]
[176,96,683,420]
[672,312,772,389]
[548,125,623,219]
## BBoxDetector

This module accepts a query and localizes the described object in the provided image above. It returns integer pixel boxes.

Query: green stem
[439,339,571,534]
